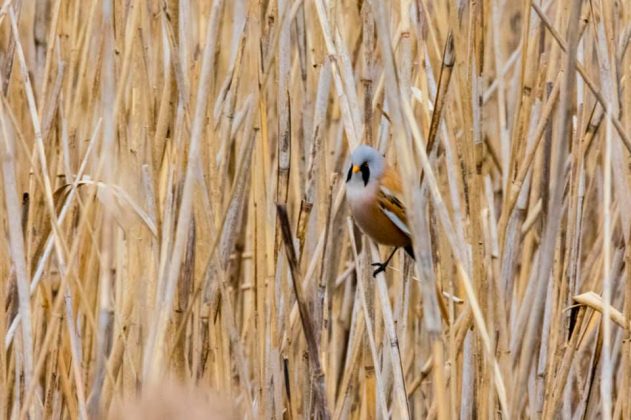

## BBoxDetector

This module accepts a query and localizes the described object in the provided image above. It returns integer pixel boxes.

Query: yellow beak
[352,165,360,173]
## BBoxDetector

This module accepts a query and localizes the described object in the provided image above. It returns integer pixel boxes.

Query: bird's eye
[345,165,353,182]
[360,162,370,186]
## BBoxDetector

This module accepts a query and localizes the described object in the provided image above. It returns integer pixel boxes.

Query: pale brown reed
[1,0,631,419]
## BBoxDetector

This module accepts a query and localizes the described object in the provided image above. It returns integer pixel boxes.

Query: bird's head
[345,144,385,187]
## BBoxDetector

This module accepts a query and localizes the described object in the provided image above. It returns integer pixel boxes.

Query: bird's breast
[346,184,410,247]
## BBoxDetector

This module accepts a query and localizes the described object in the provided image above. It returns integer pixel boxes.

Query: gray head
[345,144,385,187]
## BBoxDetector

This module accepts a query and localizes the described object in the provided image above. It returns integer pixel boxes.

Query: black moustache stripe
[360,163,370,186]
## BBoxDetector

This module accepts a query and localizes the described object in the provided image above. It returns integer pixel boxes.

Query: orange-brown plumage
[377,167,410,238]
[345,146,414,266]
[347,173,410,247]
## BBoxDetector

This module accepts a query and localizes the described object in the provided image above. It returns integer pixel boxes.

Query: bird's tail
[404,244,415,260]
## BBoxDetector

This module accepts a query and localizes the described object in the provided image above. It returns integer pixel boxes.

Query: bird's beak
[352,165,360,173]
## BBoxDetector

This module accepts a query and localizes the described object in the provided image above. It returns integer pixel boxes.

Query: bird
[345,144,414,277]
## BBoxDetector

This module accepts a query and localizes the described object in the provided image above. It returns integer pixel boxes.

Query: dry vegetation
[1,0,631,418]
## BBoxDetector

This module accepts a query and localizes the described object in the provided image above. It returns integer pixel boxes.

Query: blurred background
[1,0,630,418]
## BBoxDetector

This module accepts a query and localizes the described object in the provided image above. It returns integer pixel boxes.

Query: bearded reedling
[345,145,414,276]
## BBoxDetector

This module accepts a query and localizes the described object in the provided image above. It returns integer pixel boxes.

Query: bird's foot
[371,262,387,277]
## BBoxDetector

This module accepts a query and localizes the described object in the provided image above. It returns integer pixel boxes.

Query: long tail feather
[404,244,415,260]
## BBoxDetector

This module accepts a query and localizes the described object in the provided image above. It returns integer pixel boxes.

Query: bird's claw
[371,262,387,277]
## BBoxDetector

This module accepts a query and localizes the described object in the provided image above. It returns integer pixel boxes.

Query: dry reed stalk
[0,84,34,416]
[277,204,329,419]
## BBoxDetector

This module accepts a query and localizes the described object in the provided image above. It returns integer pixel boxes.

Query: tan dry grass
[1,0,631,418]
[108,381,239,420]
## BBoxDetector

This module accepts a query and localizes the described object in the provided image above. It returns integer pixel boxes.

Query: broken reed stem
[424,32,454,157]
[276,204,330,420]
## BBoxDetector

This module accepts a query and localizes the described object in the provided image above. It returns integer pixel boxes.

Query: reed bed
[1,0,631,418]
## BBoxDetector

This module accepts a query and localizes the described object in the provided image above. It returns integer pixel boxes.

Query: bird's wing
[377,168,411,237]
